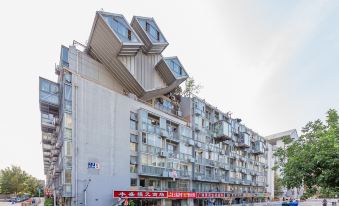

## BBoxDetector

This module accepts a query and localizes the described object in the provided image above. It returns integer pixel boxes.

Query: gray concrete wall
[74,76,131,206]
[71,74,186,206]
[68,46,124,94]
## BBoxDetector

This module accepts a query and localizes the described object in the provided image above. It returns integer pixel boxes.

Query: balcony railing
[141,165,165,176]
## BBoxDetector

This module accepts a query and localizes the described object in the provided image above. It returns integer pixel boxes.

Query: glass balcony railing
[141,165,165,176]
[213,121,232,141]
[39,78,59,107]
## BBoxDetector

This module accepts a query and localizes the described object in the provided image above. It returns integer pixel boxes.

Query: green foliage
[274,109,339,197]
[274,174,284,197]
[44,198,53,206]
[183,77,202,97]
[0,165,42,196]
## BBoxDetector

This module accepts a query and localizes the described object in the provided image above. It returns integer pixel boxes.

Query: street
[0,198,44,206]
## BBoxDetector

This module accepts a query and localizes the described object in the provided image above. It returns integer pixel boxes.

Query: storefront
[113,191,270,206]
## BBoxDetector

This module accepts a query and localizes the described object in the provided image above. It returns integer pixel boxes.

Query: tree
[274,109,339,197]
[172,77,202,98]
[274,174,284,197]
[0,165,41,196]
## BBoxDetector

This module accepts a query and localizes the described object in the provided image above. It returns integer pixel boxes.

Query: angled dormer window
[102,14,139,43]
[138,18,166,43]
[165,58,187,78]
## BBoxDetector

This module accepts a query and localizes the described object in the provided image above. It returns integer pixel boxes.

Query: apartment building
[266,129,302,200]
[39,11,271,206]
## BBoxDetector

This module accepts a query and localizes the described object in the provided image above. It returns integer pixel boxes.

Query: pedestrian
[323,199,327,206]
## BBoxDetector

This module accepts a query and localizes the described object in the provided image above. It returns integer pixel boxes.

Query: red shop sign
[167,192,196,199]
[113,191,167,199]
[196,192,226,198]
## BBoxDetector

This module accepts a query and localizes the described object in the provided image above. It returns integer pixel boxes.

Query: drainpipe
[84,179,91,206]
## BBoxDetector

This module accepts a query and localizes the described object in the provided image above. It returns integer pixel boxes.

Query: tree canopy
[0,165,43,196]
[274,109,339,198]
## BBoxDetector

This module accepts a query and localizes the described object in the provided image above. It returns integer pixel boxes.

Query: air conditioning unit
[189,157,195,163]
[177,111,182,116]
[159,150,168,157]
[195,175,202,180]
[220,150,225,155]
[195,142,202,148]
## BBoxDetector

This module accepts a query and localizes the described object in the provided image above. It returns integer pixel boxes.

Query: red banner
[114,191,232,199]
[196,192,225,198]
[167,191,196,199]
[113,191,167,199]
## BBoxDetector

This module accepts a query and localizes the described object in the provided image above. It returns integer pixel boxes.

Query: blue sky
[0,0,338,179]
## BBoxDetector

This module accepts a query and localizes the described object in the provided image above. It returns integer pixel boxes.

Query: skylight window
[102,15,138,43]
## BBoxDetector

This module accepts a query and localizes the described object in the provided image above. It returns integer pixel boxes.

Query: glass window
[165,58,186,78]
[60,46,69,67]
[65,169,72,184]
[64,72,72,84]
[130,112,138,130]
[103,15,138,42]
[64,85,72,101]
[64,156,72,168]
[130,165,137,173]
[64,113,72,129]
[130,156,137,164]
[130,121,137,130]
[130,142,138,152]
[130,178,137,186]
[130,134,138,143]
[64,128,72,140]
[64,141,72,156]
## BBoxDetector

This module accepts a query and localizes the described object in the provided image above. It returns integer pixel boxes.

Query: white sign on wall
[88,162,100,169]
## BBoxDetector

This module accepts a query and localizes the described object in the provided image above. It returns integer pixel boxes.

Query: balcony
[154,100,181,117]
[213,121,232,142]
[237,132,251,148]
[252,140,265,154]
[141,165,165,177]
[155,57,188,86]
[131,16,168,54]
[39,77,59,115]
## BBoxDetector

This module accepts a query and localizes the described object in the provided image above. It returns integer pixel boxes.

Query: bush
[44,198,53,206]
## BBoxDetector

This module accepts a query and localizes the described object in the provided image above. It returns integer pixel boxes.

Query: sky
[0,0,338,180]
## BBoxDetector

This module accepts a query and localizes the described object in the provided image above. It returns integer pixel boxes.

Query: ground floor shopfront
[113,191,270,206]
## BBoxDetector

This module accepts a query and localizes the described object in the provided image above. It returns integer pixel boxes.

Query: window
[130,112,138,130]
[64,141,72,156]
[60,46,69,67]
[103,15,138,42]
[130,165,137,173]
[130,156,137,164]
[64,128,72,140]
[130,142,138,152]
[146,21,160,41]
[130,134,138,143]
[64,113,72,129]
[65,169,72,184]
[64,84,72,112]
[142,133,147,144]
[165,58,186,78]
[64,71,72,84]
[130,178,137,186]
